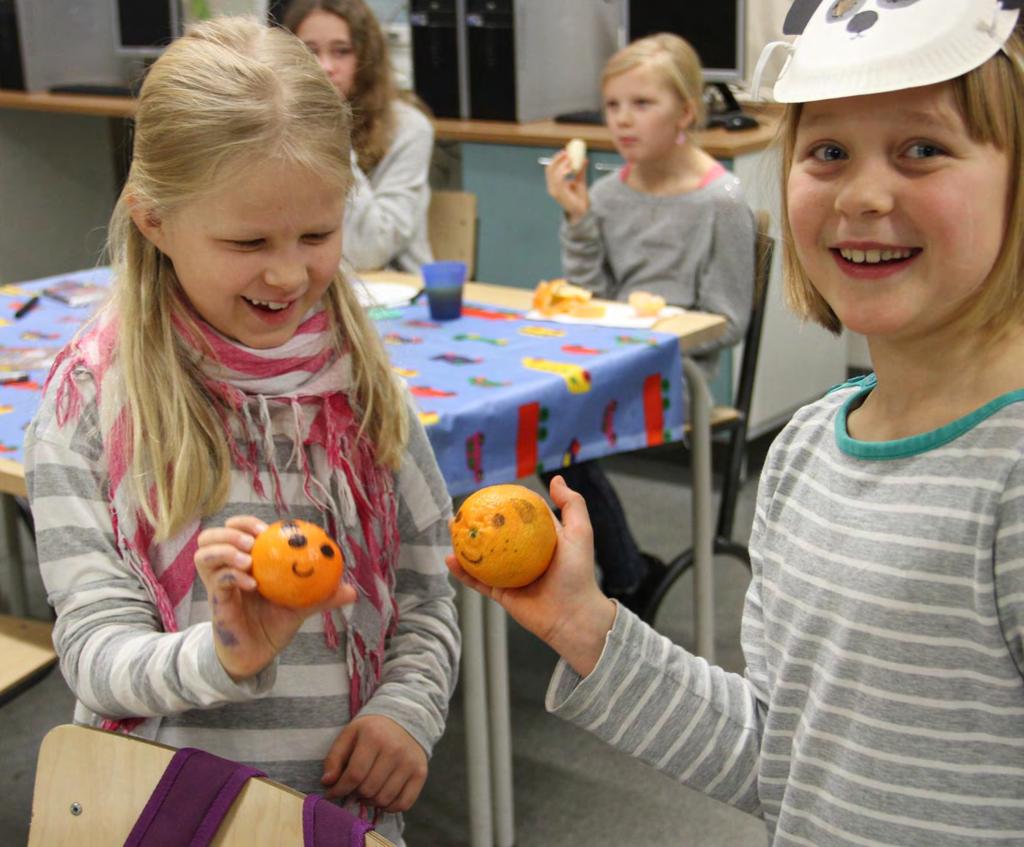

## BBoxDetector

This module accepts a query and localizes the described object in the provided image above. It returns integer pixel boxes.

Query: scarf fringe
[51,308,399,733]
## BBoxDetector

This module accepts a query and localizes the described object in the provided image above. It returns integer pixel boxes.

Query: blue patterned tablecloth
[0,269,686,497]
[372,300,685,496]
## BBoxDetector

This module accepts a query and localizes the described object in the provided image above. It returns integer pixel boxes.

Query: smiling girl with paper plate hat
[448,2,1024,843]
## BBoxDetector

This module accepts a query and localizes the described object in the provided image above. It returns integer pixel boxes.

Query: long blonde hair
[107,16,408,539]
[282,0,397,173]
[780,29,1024,339]
[601,32,707,128]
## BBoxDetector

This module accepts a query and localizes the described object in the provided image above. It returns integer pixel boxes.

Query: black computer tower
[0,0,24,90]
[462,0,618,123]
[465,0,515,121]
[411,0,464,119]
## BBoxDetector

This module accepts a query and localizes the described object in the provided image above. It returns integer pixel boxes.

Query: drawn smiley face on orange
[450,484,557,588]
[251,519,344,608]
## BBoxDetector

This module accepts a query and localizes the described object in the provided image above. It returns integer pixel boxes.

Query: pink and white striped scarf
[47,306,400,734]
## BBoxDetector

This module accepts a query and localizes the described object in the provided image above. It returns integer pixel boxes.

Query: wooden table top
[363,271,727,352]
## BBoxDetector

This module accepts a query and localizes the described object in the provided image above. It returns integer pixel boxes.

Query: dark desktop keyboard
[49,83,136,98]
[554,109,604,125]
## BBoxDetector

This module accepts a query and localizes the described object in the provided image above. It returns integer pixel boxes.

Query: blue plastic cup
[421,260,468,321]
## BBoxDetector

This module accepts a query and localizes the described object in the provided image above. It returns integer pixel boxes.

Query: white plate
[525,303,684,329]
[354,280,420,309]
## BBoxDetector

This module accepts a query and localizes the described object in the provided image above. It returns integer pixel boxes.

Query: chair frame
[427,189,478,279]
[641,209,775,623]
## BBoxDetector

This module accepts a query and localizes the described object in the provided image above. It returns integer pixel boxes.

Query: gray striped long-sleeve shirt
[547,375,1024,845]
[26,370,460,846]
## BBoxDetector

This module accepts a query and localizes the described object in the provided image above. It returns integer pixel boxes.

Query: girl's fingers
[444,554,496,598]
[322,727,356,785]
[367,766,407,811]
[213,567,257,594]
[384,778,422,813]
[194,542,253,574]
[332,746,378,800]
[224,515,269,536]
[353,753,393,803]
[315,582,358,612]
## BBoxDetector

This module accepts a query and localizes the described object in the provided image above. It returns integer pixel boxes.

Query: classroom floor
[1,440,771,846]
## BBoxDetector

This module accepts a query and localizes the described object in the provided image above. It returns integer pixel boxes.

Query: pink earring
[675,129,688,145]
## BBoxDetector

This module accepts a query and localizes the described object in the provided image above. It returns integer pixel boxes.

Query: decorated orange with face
[251,519,344,608]
[450,484,557,588]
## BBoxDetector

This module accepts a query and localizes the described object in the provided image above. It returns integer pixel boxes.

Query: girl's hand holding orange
[446,477,616,678]
[545,149,590,225]
[194,515,357,682]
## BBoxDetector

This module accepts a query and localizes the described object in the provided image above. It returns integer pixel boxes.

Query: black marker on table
[14,296,39,319]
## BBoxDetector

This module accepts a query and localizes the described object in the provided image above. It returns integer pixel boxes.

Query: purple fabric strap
[123,747,265,847]
[302,794,374,847]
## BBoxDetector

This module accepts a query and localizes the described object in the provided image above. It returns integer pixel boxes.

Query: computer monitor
[114,0,181,58]
[627,0,748,119]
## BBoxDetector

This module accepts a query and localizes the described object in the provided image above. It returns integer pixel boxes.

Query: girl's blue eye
[811,144,846,162]
[304,232,332,243]
[232,239,263,249]
[906,142,942,159]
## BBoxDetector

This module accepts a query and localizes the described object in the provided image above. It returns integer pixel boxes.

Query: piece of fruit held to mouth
[566,137,587,174]
[251,519,344,608]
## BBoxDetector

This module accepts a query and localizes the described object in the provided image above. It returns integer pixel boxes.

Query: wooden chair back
[427,190,478,278]
[28,724,394,846]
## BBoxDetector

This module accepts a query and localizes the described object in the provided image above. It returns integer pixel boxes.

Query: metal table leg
[683,358,716,662]
[460,585,494,847]
[485,600,515,847]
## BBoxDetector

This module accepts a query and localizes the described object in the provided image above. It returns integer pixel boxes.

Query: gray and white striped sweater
[26,372,460,847]
[548,376,1024,845]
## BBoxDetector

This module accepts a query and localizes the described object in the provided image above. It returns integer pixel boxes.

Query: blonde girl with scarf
[24,18,459,845]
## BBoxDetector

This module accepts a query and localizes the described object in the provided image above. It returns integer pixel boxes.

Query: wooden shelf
[434,105,781,158]
[0,89,136,118]
[0,89,781,158]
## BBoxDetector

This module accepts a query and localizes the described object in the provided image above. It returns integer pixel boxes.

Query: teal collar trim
[834,373,1024,460]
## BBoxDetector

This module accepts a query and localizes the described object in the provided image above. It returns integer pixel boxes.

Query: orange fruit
[451,484,557,588]
[251,519,344,608]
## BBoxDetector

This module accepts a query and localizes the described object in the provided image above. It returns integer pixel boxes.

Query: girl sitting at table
[542,33,756,614]
[24,18,459,845]
[284,0,435,273]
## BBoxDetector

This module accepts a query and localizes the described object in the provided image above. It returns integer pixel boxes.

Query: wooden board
[0,89,781,159]
[0,614,56,697]
[29,724,394,846]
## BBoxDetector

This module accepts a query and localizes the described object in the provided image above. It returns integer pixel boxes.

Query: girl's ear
[677,98,697,133]
[126,195,166,250]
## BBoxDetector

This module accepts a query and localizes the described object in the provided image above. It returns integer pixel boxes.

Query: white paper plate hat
[753,0,1020,103]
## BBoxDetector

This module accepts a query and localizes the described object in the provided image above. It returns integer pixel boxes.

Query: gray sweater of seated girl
[560,169,756,374]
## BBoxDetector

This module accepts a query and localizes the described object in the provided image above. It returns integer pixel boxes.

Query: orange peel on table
[451,484,558,588]
[628,290,667,317]
[532,278,606,319]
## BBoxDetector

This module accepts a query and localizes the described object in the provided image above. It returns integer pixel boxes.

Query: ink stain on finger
[215,623,238,646]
